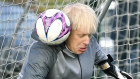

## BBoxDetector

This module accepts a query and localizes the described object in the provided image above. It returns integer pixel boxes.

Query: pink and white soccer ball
[35,9,71,45]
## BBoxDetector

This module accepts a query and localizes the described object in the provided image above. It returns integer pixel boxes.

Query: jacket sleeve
[17,42,55,79]
[92,36,108,65]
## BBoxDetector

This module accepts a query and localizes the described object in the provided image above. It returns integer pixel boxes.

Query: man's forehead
[73,28,93,34]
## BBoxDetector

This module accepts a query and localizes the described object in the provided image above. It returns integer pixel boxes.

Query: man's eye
[88,34,92,37]
[79,34,84,38]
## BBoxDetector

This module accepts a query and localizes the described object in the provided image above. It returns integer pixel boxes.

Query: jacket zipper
[77,55,82,79]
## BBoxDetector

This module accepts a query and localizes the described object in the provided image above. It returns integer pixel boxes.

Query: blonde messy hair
[62,3,98,34]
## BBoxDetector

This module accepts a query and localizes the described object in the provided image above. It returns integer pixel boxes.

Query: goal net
[96,0,140,79]
[0,0,139,79]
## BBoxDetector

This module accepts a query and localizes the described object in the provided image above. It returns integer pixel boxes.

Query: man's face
[66,28,92,54]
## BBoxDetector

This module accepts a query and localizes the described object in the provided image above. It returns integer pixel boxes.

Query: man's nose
[83,36,90,45]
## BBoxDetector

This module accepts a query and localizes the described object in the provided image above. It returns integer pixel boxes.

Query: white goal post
[0,0,139,79]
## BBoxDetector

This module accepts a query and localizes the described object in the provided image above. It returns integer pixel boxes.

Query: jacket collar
[62,45,76,58]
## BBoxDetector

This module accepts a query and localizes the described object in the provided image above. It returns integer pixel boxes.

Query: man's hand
[98,54,133,79]
[114,66,133,79]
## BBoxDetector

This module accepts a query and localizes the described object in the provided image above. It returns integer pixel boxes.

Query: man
[18,3,132,79]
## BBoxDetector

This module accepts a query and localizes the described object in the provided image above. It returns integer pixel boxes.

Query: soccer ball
[35,9,71,45]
